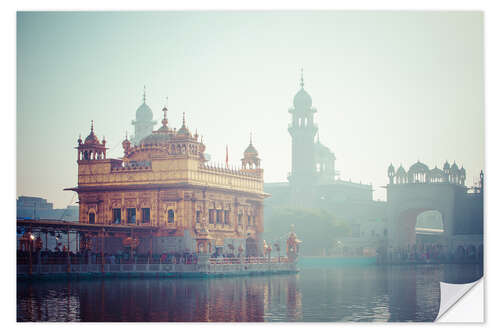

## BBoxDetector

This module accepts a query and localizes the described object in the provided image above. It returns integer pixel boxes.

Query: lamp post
[67,227,71,273]
[28,233,35,275]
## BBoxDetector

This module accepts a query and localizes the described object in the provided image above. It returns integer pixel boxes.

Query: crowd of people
[16,248,249,266]
[377,243,483,264]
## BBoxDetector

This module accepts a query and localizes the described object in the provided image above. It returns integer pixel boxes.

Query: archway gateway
[386,161,483,255]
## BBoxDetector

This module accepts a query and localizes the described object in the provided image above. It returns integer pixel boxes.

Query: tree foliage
[263,205,351,256]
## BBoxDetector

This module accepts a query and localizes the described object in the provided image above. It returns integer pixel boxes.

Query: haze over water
[17,262,483,322]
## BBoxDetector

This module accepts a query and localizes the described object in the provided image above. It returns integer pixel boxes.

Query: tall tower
[131,86,157,145]
[287,70,318,194]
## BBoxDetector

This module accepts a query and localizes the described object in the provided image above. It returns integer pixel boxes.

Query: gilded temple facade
[67,104,268,257]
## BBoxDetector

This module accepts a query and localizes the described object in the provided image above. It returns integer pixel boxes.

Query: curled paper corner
[435,278,484,322]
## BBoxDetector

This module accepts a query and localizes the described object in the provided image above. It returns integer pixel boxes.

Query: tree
[263,205,351,256]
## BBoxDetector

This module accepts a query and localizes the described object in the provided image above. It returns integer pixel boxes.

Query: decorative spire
[161,98,168,128]
[142,85,146,103]
[90,120,94,133]
[300,68,304,88]
[182,112,186,127]
[250,132,253,145]
[125,131,128,140]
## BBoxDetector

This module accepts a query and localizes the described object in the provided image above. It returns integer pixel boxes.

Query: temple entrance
[415,210,444,245]
[246,237,258,257]
[394,208,446,249]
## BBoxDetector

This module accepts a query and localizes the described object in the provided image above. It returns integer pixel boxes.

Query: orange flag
[225,145,229,168]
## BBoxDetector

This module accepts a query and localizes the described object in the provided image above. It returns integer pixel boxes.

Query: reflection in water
[17,264,482,322]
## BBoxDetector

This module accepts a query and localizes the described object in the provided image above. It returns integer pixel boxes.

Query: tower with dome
[276,70,372,206]
[287,69,319,191]
[264,70,387,254]
[131,87,157,145]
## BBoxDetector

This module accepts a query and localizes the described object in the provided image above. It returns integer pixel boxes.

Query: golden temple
[66,102,269,257]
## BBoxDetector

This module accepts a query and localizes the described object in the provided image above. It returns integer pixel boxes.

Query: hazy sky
[17,11,484,208]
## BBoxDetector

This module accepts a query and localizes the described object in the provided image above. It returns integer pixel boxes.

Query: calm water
[17,261,483,322]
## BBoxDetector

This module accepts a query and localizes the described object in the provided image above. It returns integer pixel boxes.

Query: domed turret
[84,120,100,145]
[242,133,261,171]
[160,105,168,128]
[430,166,444,183]
[122,132,131,155]
[408,161,430,183]
[293,70,313,110]
[459,165,466,185]
[244,142,258,156]
[388,163,395,184]
[395,164,407,184]
[77,120,107,161]
[443,160,451,182]
[177,112,191,137]
[449,161,460,184]
[139,105,174,146]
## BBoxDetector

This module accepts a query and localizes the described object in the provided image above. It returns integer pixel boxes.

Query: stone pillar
[256,203,264,256]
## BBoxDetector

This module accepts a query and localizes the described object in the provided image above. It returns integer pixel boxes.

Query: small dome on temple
[388,163,395,173]
[241,133,261,171]
[84,120,100,145]
[396,165,406,175]
[140,131,174,146]
[243,132,258,156]
[122,134,130,147]
[244,143,258,155]
[408,161,429,174]
[430,166,444,177]
[177,112,191,136]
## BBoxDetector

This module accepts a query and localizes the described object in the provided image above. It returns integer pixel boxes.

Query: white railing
[17,258,294,275]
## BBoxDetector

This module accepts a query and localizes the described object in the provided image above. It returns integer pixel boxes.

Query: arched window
[168,209,175,223]
[89,212,95,224]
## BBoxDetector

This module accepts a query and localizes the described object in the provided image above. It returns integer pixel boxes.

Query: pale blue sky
[17,11,484,208]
